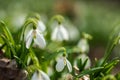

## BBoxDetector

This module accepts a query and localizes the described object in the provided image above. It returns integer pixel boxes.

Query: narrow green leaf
[82,58,88,70]
[0,34,16,56]
[77,67,104,78]
[0,21,15,45]
[102,58,119,74]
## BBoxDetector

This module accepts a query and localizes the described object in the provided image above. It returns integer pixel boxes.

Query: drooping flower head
[24,17,46,49]
[51,15,69,41]
[55,47,72,72]
[56,56,72,72]
[77,32,92,53]
[25,29,46,49]
[77,38,89,53]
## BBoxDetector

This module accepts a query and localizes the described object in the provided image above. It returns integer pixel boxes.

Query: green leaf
[0,21,15,45]
[102,58,119,74]
[77,67,104,78]
[94,58,119,77]
[78,58,82,70]
[0,34,16,57]
[96,24,120,67]
[82,58,88,70]
[77,58,88,71]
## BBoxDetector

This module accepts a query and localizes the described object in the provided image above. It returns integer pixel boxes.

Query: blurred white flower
[37,20,46,33]
[11,13,26,32]
[56,56,72,72]
[25,29,46,49]
[67,26,79,41]
[31,70,50,80]
[74,54,91,69]
[77,38,89,53]
[64,21,80,41]
[51,24,69,41]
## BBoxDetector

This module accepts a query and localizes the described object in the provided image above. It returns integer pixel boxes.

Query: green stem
[57,47,67,56]
[51,15,64,24]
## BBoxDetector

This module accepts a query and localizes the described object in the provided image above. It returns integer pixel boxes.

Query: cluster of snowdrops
[0,14,120,80]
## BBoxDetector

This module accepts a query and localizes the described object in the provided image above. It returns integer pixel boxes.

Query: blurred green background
[0,0,120,66]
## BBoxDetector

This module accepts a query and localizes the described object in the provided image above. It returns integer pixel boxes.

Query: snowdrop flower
[77,38,89,53]
[51,24,69,41]
[64,21,80,41]
[37,20,46,33]
[56,56,72,72]
[25,28,46,49]
[31,70,50,80]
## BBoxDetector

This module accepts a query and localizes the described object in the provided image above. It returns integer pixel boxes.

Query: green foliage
[0,13,120,80]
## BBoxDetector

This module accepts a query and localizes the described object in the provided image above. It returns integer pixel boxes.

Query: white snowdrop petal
[51,27,59,41]
[56,28,64,41]
[26,31,33,49]
[66,59,72,72]
[56,58,65,72]
[40,71,50,80]
[51,24,69,41]
[25,30,33,42]
[59,25,69,40]
[66,24,80,41]
[37,21,46,32]
[26,36,32,49]
[31,72,37,80]
[31,71,41,80]
[34,31,46,49]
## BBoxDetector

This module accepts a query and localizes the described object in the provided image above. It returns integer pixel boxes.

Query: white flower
[56,56,72,72]
[37,20,46,33]
[67,26,79,41]
[64,21,80,41]
[25,29,46,49]
[51,24,69,41]
[11,13,26,32]
[31,70,50,80]
[77,38,89,53]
